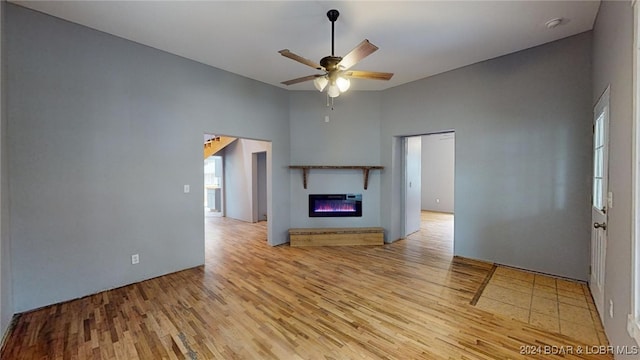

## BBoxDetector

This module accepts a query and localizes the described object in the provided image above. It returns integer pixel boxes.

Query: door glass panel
[593,178,602,210]
[595,148,603,177]
[593,113,605,211]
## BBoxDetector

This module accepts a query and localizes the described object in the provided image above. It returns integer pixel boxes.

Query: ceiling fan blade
[337,40,378,71]
[278,49,323,70]
[281,74,322,86]
[343,70,394,81]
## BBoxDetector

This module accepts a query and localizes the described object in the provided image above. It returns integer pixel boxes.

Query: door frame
[203,133,273,243]
[590,86,610,320]
[399,130,456,241]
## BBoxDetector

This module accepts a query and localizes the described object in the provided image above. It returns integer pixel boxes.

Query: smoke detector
[545,17,564,29]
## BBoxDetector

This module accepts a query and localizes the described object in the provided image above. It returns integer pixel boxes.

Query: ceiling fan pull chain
[325,92,333,109]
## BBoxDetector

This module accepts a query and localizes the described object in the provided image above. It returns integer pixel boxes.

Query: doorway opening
[402,131,455,252]
[252,151,267,222]
[203,134,272,243]
[204,154,223,218]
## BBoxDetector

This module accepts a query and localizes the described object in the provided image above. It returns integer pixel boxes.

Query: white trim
[630,314,640,345]
[631,0,640,347]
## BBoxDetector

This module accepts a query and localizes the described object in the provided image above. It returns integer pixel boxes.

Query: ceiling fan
[278,9,393,98]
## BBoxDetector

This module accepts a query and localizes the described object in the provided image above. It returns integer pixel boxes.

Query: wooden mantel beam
[289,165,384,190]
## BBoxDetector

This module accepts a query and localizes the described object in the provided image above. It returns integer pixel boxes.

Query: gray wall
[0,0,13,336]
[224,138,270,223]
[7,4,290,312]
[592,0,637,354]
[381,32,593,280]
[421,133,455,213]
[289,92,381,228]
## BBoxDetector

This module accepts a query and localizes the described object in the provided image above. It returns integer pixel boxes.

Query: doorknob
[594,222,607,230]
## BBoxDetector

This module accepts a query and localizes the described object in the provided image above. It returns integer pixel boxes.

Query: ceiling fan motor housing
[320,56,342,71]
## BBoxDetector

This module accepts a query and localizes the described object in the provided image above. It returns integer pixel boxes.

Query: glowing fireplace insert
[309,194,362,217]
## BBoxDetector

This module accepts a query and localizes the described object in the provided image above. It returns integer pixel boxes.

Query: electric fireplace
[309,194,362,217]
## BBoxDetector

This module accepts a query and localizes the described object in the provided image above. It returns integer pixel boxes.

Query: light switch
[184,184,190,193]
[607,191,613,209]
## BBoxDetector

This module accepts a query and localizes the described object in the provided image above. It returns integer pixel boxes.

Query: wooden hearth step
[289,227,384,247]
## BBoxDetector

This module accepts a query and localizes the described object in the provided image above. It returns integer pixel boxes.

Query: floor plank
[1,212,613,359]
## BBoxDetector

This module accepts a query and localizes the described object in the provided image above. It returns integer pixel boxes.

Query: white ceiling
[12,1,600,91]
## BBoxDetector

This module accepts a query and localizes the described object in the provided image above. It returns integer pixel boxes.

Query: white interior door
[591,86,610,321]
[404,136,422,236]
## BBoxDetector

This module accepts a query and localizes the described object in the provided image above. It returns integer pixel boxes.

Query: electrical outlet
[183,184,190,193]
[609,299,614,318]
[131,254,139,265]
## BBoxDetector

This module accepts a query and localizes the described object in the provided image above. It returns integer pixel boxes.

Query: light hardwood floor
[1,212,612,359]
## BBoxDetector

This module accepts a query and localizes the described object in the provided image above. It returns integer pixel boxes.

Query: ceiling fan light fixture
[336,76,350,92]
[313,76,328,91]
[278,8,393,100]
[327,84,340,98]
